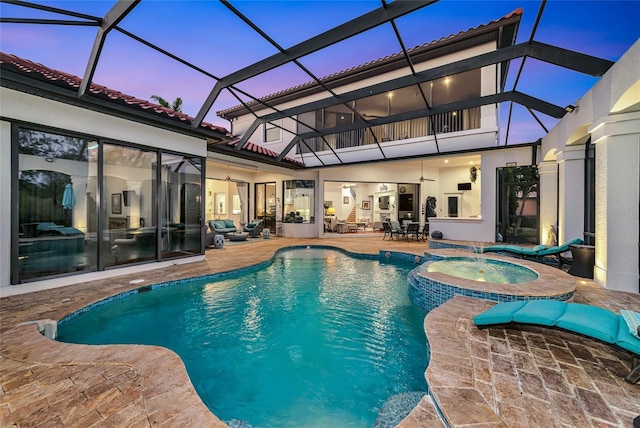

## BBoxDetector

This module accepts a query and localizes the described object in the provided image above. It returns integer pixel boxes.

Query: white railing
[297,107,480,154]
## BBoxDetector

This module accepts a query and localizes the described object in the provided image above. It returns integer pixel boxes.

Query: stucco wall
[0,87,209,287]
[539,39,640,293]
[1,88,207,157]
[231,42,498,155]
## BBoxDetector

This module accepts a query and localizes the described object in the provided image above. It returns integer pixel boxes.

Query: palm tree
[150,95,183,112]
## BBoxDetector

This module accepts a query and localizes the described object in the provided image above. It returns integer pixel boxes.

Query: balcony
[297,107,480,154]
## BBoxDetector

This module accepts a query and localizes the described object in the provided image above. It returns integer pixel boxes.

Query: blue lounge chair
[474,300,640,383]
[479,238,584,267]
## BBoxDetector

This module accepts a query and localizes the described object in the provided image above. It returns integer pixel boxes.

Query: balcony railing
[297,107,480,154]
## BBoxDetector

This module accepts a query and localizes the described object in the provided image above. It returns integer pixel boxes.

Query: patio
[1,237,638,426]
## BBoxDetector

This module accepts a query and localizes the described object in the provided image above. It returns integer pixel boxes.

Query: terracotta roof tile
[217,8,523,117]
[226,137,303,166]
[0,51,229,135]
[2,51,305,167]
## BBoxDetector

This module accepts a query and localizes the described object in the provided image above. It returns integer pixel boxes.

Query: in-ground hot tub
[408,249,577,313]
[422,257,538,284]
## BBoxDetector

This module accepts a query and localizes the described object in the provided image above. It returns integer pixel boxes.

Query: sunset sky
[1,0,639,144]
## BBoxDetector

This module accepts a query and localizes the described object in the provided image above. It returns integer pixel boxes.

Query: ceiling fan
[419,160,435,182]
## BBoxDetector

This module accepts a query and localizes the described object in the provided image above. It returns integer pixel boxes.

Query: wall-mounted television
[457,183,472,191]
[378,195,390,210]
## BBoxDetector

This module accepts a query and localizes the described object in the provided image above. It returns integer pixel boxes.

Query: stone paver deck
[1,237,638,426]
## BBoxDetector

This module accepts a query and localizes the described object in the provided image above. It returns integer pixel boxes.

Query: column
[556,146,585,246]
[591,112,640,293]
[538,161,558,245]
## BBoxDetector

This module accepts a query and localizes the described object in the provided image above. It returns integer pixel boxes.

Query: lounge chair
[474,300,640,383]
[479,238,584,267]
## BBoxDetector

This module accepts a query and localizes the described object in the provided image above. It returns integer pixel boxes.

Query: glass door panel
[16,129,98,282]
[497,166,540,244]
[254,182,276,230]
[103,143,158,266]
[161,154,202,258]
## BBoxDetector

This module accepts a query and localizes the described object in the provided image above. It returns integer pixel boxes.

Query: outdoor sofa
[208,219,238,236]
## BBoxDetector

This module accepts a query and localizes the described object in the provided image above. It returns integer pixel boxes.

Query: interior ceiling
[0,0,627,170]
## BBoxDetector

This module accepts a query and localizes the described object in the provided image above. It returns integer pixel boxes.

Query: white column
[538,161,558,245]
[556,146,585,246]
[591,112,640,293]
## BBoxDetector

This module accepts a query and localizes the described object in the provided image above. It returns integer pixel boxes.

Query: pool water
[423,257,538,284]
[58,248,428,427]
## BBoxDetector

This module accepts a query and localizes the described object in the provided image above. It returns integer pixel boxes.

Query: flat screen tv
[378,195,390,210]
[458,183,472,191]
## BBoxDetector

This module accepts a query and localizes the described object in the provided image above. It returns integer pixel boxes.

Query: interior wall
[437,167,481,218]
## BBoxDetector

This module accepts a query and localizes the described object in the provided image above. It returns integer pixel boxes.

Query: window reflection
[283,180,315,223]
[17,129,97,281]
[14,128,206,283]
[161,154,202,258]
[104,143,158,266]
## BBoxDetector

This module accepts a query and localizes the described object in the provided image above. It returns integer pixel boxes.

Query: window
[16,128,97,282]
[283,180,315,223]
[12,125,205,284]
[265,122,280,142]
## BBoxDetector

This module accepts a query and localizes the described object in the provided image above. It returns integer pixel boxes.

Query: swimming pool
[57,248,428,427]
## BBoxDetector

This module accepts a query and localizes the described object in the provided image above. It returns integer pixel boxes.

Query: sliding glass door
[254,182,276,230]
[160,153,203,258]
[16,128,98,282]
[103,143,158,266]
[13,124,205,284]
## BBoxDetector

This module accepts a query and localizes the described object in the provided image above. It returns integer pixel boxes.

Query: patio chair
[479,238,584,267]
[405,222,421,241]
[389,220,406,241]
[418,221,429,241]
[382,221,393,240]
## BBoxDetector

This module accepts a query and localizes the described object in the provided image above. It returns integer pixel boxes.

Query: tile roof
[0,51,229,135]
[224,137,303,166]
[217,8,523,118]
[1,51,301,167]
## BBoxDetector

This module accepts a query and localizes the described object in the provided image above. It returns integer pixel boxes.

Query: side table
[568,244,595,278]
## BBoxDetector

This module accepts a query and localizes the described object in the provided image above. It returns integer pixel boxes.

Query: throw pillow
[620,310,640,339]
[224,220,235,228]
